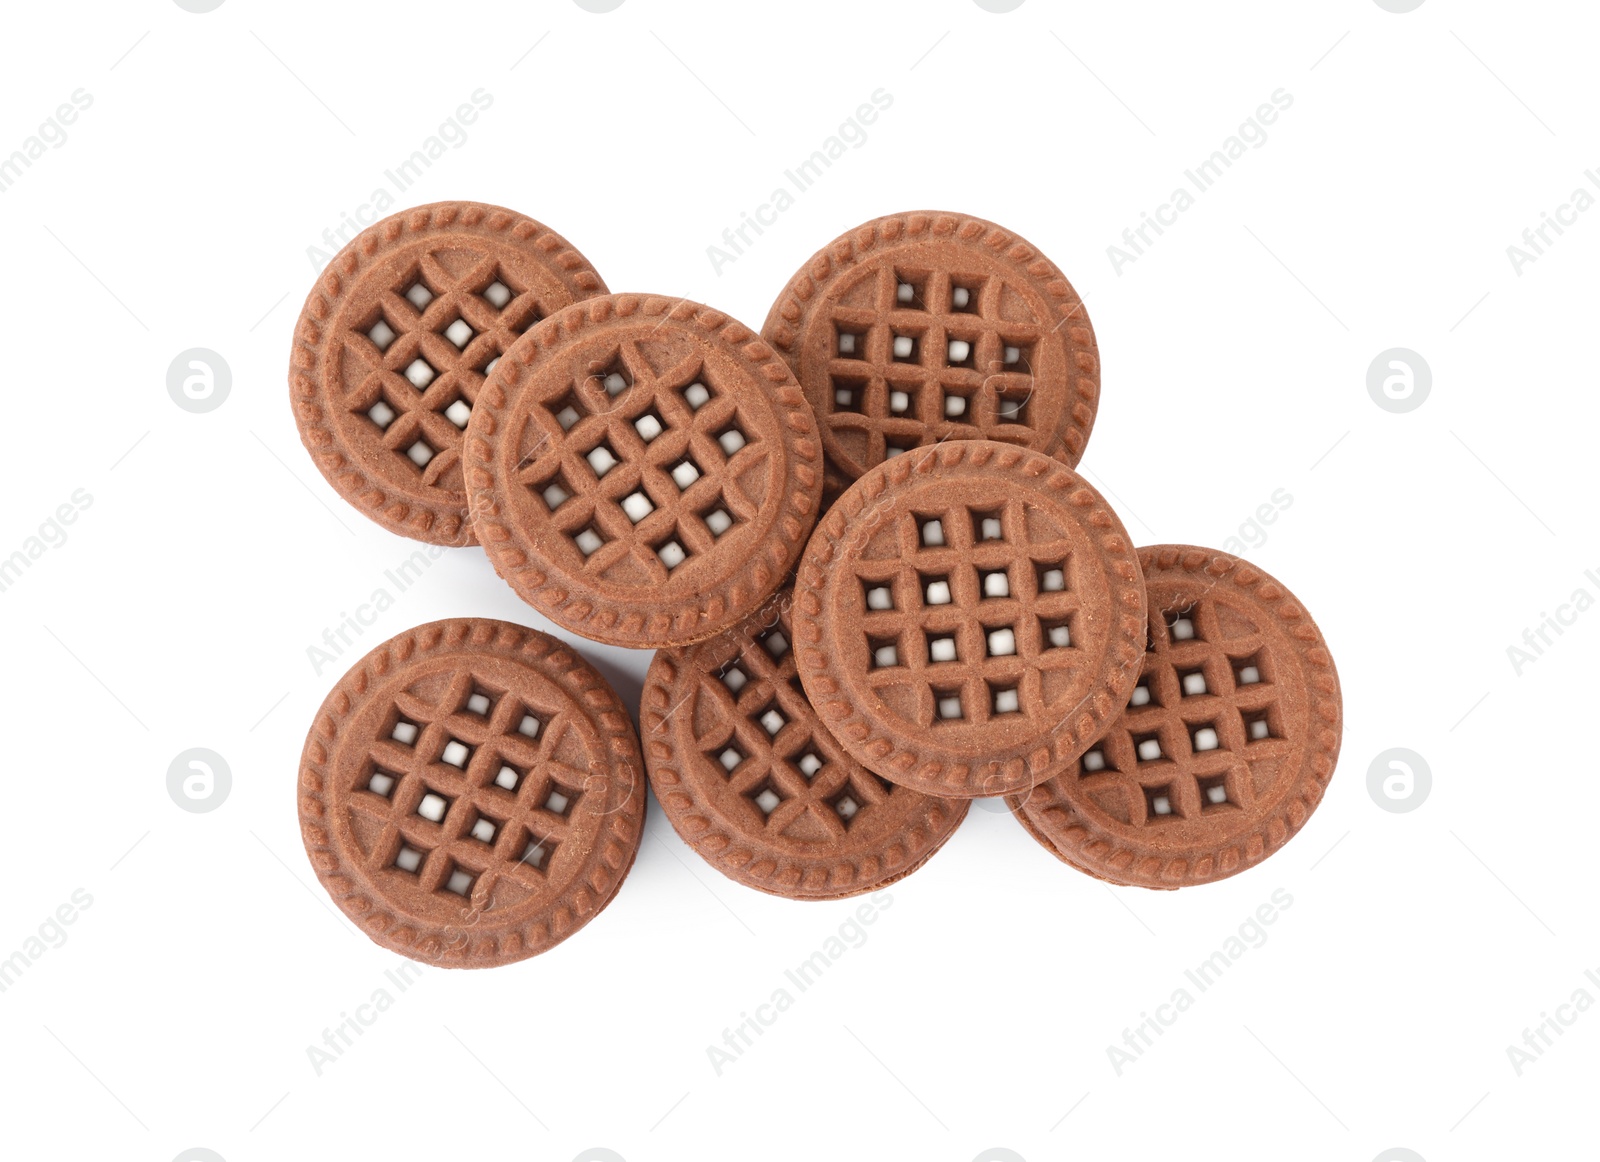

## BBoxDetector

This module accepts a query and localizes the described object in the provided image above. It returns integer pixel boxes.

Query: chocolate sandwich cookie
[289,201,606,545]
[297,618,646,966]
[642,587,969,900]
[762,211,1099,504]
[793,440,1146,798]
[465,294,823,649]
[1009,546,1342,889]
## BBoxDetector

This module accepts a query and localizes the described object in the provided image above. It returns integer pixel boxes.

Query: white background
[1,1,1594,1160]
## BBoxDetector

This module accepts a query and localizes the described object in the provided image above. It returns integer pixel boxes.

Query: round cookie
[792,440,1146,798]
[289,201,606,545]
[465,294,824,649]
[297,618,646,966]
[762,210,1099,504]
[1008,545,1343,889]
[642,587,969,900]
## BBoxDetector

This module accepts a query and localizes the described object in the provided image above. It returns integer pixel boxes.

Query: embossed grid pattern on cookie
[696,606,895,835]
[1075,597,1287,826]
[346,251,545,487]
[851,497,1080,728]
[824,264,1044,468]
[347,668,589,904]
[514,340,765,582]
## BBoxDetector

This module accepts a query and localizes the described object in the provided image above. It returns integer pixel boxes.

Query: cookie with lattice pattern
[1008,546,1342,889]
[762,211,1098,504]
[465,294,823,649]
[643,587,969,899]
[289,201,606,545]
[793,440,1146,798]
[297,618,646,966]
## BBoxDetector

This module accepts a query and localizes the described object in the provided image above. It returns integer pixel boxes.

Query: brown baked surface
[289,201,606,545]
[297,618,646,966]
[793,440,1146,797]
[642,587,969,900]
[762,210,1098,501]
[465,294,823,649]
[1009,545,1343,888]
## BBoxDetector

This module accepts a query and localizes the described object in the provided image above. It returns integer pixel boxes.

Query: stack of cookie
[288,202,1343,967]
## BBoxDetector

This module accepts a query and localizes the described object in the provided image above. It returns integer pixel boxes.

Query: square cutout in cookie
[584,438,620,480]
[550,390,586,432]
[444,864,477,897]
[416,790,452,823]
[1190,723,1222,752]
[716,421,748,457]
[1036,560,1067,593]
[633,408,667,444]
[518,714,542,740]
[481,279,513,309]
[543,786,576,816]
[1243,710,1273,742]
[792,746,826,780]
[934,687,964,721]
[464,689,494,717]
[720,663,749,696]
[990,683,1020,715]
[442,397,472,429]
[1080,748,1106,773]
[367,318,397,352]
[670,455,703,492]
[366,768,399,798]
[1129,681,1154,708]
[1144,784,1178,819]
[835,326,867,359]
[701,503,735,538]
[926,632,958,664]
[919,517,947,548]
[393,843,427,874]
[592,360,630,397]
[1166,608,1199,642]
[572,525,607,558]
[748,778,785,818]
[1133,733,1163,763]
[829,788,861,824]
[970,509,1005,543]
[654,535,689,571]
[942,387,971,418]
[519,835,554,870]
[469,813,500,845]
[495,763,524,792]
[893,270,927,309]
[405,438,435,468]
[620,489,655,524]
[890,331,922,363]
[390,718,419,746]
[367,398,398,431]
[1198,774,1231,810]
[986,626,1018,658]
[1040,615,1072,650]
[868,634,902,669]
[950,281,981,313]
[921,573,952,606]
[538,472,573,512]
[999,337,1033,370]
[404,281,434,311]
[682,379,713,410]
[440,739,472,769]
[862,580,895,612]
[404,357,436,390]
[753,701,788,737]
[443,317,474,349]
[945,334,978,369]
[831,375,868,414]
[759,626,790,660]
[995,387,1030,423]
[980,569,1011,599]
[1232,652,1266,687]
[1180,669,1209,697]
[714,742,746,773]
